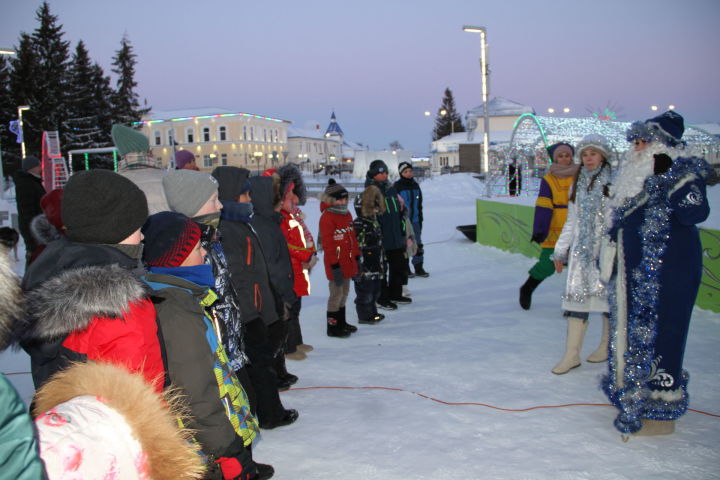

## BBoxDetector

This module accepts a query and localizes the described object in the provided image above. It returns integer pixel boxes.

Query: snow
[2,173,719,479]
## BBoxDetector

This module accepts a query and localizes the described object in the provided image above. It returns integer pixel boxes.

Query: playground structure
[483,113,720,198]
[41,131,68,191]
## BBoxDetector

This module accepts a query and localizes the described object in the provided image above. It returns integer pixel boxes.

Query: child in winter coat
[519,142,579,310]
[18,170,165,393]
[34,361,204,480]
[276,164,316,359]
[212,166,298,431]
[319,179,361,337]
[142,211,272,480]
[551,134,613,374]
[353,185,386,325]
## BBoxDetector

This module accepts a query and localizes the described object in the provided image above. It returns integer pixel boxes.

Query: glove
[530,233,545,244]
[216,450,258,480]
[331,263,344,286]
[654,153,672,175]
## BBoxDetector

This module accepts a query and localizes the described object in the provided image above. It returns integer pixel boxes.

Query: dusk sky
[2,0,719,153]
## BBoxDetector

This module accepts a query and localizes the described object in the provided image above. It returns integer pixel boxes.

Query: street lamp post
[463,25,490,173]
[18,105,30,159]
[0,48,16,199]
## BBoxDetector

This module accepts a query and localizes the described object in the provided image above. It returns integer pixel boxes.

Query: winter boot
[327,311,350,338]
[586,314,609,363]
[377,299,398,310]
[406,263,415,278]
[285,350,306,361]
[338,306,357,333]
[297,343,314,353]
[519,276,542,310]
[551,317,588,374]
[414,263,429,278]
[402,285,412,297]
[634,419,675,436]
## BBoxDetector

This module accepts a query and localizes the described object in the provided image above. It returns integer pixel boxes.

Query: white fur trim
[649,388,684,402]
[615,232,628,389]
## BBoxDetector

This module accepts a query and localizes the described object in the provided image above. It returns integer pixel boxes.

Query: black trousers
[284,297,303,353]
[354,276,381,321]
[243,318,286,425]
[380,248,407,301]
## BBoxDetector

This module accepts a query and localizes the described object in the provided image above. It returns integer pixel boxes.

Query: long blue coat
[602,156,712,434]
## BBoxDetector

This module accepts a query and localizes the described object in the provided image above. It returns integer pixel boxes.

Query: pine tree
[26,1,70,155]
[111,35,149,125]
[0,56,19,179]
[432,88,465,141]
[63,40,108,152]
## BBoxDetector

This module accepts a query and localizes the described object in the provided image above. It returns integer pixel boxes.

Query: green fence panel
[476,199,720,313]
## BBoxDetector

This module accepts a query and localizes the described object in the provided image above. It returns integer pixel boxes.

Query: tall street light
[463,25,490,173]
[18,105,30,159]
[0,48,16,199]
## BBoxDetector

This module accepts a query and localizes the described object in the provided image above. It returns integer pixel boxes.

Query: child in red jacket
[319,179,360,338]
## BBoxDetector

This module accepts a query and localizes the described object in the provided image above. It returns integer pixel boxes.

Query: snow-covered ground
[1,173,719,479]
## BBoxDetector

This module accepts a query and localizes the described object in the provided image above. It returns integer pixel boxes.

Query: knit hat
[62,169,149,244]
[626,110,685,147]
[367,159,388,178]
[575,134,612,160]
[546,142,574,162]
[142,211,202,267]
[211,166,251,202]
[174,150,195,169]
[111,125,150,156]
[162,170,218,217]
[324,178,348,201]
[40,188,64,231]
[22,155,41,171]
[398,161,413,175]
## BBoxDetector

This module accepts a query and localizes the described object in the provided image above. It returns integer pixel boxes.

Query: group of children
[522,111,712,436]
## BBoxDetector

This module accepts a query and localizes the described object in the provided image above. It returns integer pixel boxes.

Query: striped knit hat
[142,211,202,267]
[324,178,348,201]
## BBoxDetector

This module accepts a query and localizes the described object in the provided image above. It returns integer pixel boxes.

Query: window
[202,127,210,142]
[263,129,267,142]
[153,130,161,146]
[203,155,212,168]
[221,153,228,166]
[274,130,279,143]
[219,126,227,141]
[167,129,175,146]
[186,128,194,144]
[243,126,247,140]
[250,127,255,141]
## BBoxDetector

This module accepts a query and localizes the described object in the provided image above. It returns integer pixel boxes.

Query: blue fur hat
[626,110,685,147]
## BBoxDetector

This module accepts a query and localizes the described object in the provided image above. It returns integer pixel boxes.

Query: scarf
[221,201,254,223]
[193,212,221,229]
[327,204,348,215]
[149,264,215,289]
[549,162,580,179]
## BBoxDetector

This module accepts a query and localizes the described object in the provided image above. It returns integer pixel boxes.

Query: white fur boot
[586,314,609,363]
[552,317,588,375]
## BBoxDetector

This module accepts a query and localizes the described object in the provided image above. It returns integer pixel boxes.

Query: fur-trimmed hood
[20,264,148,342]
[30,213,63,246]
[0,252,22,352]
[34,361,205,480]
[358,184,386,217]
[277,163,307,206]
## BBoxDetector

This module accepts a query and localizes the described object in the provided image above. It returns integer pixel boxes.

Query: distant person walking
[13,155,46,264]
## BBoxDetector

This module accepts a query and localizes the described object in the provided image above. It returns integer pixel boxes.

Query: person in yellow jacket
[519,142,579,309]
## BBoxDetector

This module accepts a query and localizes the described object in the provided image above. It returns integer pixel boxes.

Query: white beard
[609,142,680,207]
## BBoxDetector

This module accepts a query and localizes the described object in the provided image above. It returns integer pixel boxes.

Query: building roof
[287,125,328,139]
[466,97,535,118]
[139,107,291,124]
[325,111,344,136]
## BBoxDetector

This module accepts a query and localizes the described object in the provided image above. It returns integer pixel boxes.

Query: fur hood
[358,184,386,217]
[21,264,148,342]
[34,361,205,480]
[30,213,62,246]
[277,163,307,206]
[0,252,22,352]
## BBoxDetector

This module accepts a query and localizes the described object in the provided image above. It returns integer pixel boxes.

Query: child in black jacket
[353,185,386,324]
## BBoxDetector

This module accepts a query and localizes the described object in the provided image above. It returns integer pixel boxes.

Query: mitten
[216,450,257,480]
[331,264,344,286]
[653,153,672,175]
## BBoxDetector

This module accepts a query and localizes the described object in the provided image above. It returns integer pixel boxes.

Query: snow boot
[414,263,429,278]
[519,276,542,310]
[285,350,306,361]
[338,306,357,333]
[377,299,397,310]
[634,419,675,436]
[297,343,314,353]
[327,311,350,338]
[551,317,588,374]
[406,263,415,278]
[390,295,412,304]
[402,285,412,297]
[586,314,609,363]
